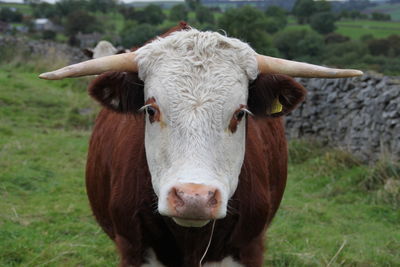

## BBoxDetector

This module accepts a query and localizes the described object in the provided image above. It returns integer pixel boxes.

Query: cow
[39,28,362,266]
[83,40,128,59]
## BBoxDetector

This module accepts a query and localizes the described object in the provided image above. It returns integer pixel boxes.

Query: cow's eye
[146,106,157,117]
[235,110,246,121]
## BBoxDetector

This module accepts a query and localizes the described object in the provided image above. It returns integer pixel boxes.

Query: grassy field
[364,3,400,21]
[287,18,400,40]
[1,59,399,266]
[0,2,32,15]
[336,19,400,40]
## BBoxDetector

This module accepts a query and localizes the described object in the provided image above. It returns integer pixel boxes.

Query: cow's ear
[82,48,93,58]
[248,74,306,117]
[88,72,144,114]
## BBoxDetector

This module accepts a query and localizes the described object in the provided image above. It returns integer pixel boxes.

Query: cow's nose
[167,183,221,219]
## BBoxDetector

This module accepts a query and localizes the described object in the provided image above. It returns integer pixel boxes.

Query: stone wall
[0,36,87,64]
[286,72,400,162]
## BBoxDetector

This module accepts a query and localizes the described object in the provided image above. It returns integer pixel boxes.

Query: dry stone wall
[0,36,86,64]
[286,72,400,162]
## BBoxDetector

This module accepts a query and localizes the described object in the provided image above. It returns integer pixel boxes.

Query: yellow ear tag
[271,98,283,114]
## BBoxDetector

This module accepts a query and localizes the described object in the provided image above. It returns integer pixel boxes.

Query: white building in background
[33,18,56,31]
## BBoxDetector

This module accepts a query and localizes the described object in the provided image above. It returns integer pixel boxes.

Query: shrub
[42,30,57,40]
[361,158,400,208]
[324,33,350,44]
[134,4,165,25]
[120,22,158,48]
[195,5,214,24]
[310,12,337,35]
[169,4,188,22]
[288,139,327,164]
[0,7,23,23]
[274,29,324,61]
[218,6,278,55]
[367,35,400,57]
[323,41,368,67]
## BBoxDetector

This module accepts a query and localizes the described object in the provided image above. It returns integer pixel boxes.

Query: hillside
[363,3,400,21]
[0,58,399,266]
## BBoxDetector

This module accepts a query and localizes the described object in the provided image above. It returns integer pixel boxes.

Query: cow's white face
[136,30,258,227]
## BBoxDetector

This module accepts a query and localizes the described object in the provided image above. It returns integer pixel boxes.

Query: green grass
[0,61,117,266]
[1,59,399,266]
[286,19,400,40]
[336,19,400,39]
[0,3,31,15]
[265,141,400,266]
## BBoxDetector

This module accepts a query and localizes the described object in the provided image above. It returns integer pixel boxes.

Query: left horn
[256,54,363,78]
[39,52,138,80]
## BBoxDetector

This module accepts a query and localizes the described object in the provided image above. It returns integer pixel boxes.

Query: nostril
[207,190,219,207]
[171,187,185,207]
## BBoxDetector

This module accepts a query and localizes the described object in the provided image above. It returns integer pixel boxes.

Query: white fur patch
[142,249,166,267]
[141,249,243,267]
[203,256,244,267]
[92,40,117,59]
[134,29,259,219]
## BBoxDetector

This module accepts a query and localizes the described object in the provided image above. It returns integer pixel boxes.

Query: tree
[64,10,102,37]
[367,35,400,57]
[310,12,337,35]
[264,6,287,34]
[118,5,136,20]
[292,0,316,24]
[274,29,324,61]
[218,6,278,55]
[315,0,331,13]
[55,0,89,17]
[195,5,214,24]
[371,12,391,21]
[265,5,286,18]
[169,4,188,22]
[120,22,158,48]
[0,7,23,23]
[42,30,57,40]
[185,0,199,11]
[88,0,116,13]
[31,2,57,18]
[323,41,368,67]
[135,4,165,25]
[324,33,350,44]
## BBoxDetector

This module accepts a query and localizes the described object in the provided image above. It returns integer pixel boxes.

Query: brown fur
[86,73,306,266]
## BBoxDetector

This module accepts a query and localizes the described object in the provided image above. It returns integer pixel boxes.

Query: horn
[39,52,138,80]
[256,54,363,78]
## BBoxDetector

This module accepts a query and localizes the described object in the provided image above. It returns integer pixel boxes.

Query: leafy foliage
[264,6,287,34]
[31,2,57,19]
[195,5,214,24]
[274,28,324,61]
[134,4,165,25]
[64,10,102,37]
[367,34,400,57]
[120,22,158,48]
[371,12,391,21]
[218,6,278,55]
[0,7,23,22]
[310,12,337,34]
[292,0,316,24]
[87,0,116,13]
[169,4,188,22]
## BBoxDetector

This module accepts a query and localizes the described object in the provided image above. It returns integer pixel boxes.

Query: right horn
[39,52,138,80]
[256,54,363,78]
